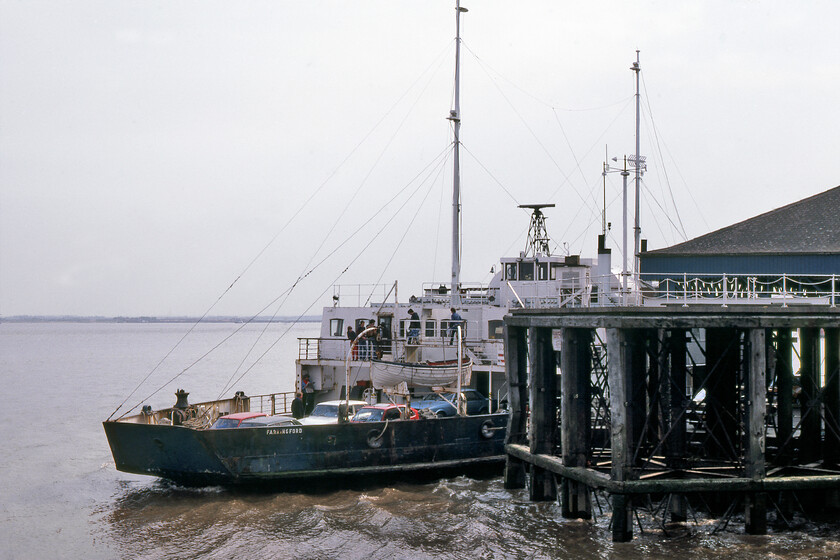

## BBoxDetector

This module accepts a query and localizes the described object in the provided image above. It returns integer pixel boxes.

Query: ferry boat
[102,1,627,486]
[102,2,502,486]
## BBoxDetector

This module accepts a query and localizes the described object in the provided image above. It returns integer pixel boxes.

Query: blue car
[413,389,493,417]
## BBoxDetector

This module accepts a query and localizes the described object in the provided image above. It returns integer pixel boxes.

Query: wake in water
[97,476,840,560]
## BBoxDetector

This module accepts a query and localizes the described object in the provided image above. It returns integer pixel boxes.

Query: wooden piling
[528,327,557,501]
[744,329,767,534]
[560,328,592,519]
[799,327,821,463]
[705,328,740,461]
[665,328,688,521]
[607,327,633,542]
[825,328,840,466]
[504,324,528,490]
[775,328,794,463]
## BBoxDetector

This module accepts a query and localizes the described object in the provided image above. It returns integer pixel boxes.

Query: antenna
[518,204,555,257]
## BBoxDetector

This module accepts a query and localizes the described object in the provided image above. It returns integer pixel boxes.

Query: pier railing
[638,272,839,308]
[501,272,840,309]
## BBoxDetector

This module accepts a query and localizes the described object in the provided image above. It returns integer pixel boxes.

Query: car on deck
[413,389,494,417]
[238,415,302,428]
[299,400,368,425]
[210,412,266,429]
[351,403,419,422]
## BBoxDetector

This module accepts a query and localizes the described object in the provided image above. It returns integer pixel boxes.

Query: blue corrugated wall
[640,254,840,275]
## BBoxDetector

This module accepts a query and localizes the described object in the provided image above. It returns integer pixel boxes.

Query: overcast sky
[1,1,838,317]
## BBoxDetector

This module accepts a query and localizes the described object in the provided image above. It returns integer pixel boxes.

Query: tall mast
[449,1,467,306]
[632,51,641,289]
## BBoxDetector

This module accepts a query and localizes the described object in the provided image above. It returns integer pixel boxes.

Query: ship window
[519,262,534,281]
[505,263,517,280]
[425,320,436,337]
[399,319,407,337]
[330,318,344,337]
[488,320,504,339]
[538,263,548,281]
[379,317,392,338]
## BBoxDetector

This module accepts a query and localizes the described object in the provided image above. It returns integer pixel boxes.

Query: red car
[351,403,419,422]
[210,412,266,429]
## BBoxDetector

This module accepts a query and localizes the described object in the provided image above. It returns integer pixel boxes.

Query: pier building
[503,186,840,541]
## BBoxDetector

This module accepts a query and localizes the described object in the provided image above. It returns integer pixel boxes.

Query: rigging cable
[217,47,456,396]
[109,43,455,419]
[363,152,449,306]
[224,155,455,393]
[122,145,454,413]
[641,73,690,240]
[464,48,595,215]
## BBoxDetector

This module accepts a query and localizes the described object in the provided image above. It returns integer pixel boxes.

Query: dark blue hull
[103,413,508,486]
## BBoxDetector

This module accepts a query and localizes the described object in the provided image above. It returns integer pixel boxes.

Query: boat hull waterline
[103,413,507,486]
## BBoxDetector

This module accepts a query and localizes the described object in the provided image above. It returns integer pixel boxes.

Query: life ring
[367,429,384,448]
[480,420,495,439]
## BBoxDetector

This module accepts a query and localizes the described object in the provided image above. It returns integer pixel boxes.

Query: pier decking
[503,305,840,541]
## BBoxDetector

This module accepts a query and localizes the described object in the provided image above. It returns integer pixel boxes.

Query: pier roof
[644,185,840,256]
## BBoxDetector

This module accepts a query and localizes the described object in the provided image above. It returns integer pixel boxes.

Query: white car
[299,400,368,425]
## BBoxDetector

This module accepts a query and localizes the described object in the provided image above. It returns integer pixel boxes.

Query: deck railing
[298,335,504,366]
[250,391,297,415]
[331,283,397,307]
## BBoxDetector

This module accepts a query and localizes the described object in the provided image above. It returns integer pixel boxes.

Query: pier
[503,305,840,541]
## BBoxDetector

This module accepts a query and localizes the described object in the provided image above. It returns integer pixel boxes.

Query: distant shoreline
[0,316,321,324]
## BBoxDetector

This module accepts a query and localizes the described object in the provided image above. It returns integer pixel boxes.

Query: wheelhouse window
[519,262,534,281]
[505,263,517,280]
[425,320,436,337]
[537,262,548,281]
[330,318,344,337]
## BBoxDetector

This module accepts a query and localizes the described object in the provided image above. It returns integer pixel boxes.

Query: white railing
[297,335,504,366]
[331,283,396,307]
[420,282,495,305]
[640,273,838,308]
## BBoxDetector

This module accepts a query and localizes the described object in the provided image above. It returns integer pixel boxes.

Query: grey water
[2,322,839,559]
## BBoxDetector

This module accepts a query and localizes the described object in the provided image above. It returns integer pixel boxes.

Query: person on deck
[407,308,420,345]
[301,374,315,415]
[291,392,305,419]
[358,324,369,360]
[347,326,358,360]
[448,307,464,344]
[367,320,378,360]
